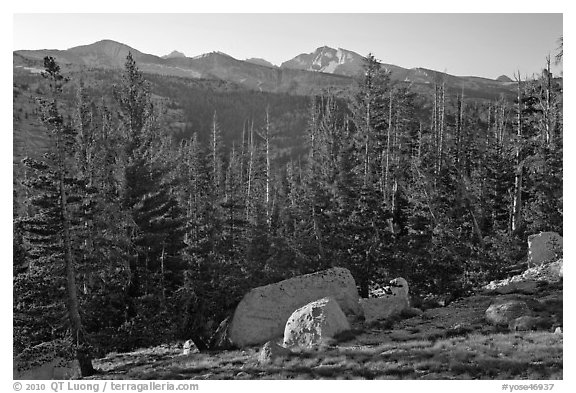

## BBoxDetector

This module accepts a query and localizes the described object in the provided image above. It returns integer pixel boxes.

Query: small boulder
[421,293,452,309]
[360,277,410,323]
[509,316,543,331]
[446,323,474,337]
[390,278,409,297]
[547,259,563,280]
[528,232,563,266]
[258,341,292,365]
[401,307,424,318]
[485,300,530,326]
[182,339,198,355]
[209,316,234,350]
[554,327,562,335]
[283,297,350,348]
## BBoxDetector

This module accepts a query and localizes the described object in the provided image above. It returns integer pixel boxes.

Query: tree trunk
[246,120,254,222]
[57,139,94,377]
[384,90,392,203]
[438,80,445,175]
[511,72,523,233]
[265,108,271,225]
[545,55,552,144]
[364,92,371,188]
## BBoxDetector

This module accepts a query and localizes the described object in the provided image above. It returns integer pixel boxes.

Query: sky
[13,13,562,80]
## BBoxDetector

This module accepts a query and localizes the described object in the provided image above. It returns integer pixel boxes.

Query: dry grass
[86,331,562,380]
[86,286,562,380]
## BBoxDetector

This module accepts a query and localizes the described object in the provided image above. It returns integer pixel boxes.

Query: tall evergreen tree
[113,53,185,343]
[15,57,94,375]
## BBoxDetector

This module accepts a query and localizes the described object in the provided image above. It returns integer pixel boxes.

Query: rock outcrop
[485,300,530,326]
[484,259,563,294]
[528,232,562,266]
[359,277,410,323]
[258,341,292,365]
[523,259,563,282]
[283,297,351,348]
[484,279,540,295]
[228,267,361,347]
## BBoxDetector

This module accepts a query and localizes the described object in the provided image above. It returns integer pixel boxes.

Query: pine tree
[114,53,185,344]
[15,57,94,375]
[521,63,563,234]
[348,54,391,189]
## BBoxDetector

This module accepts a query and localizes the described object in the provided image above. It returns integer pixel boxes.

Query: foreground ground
[86,284,563,380]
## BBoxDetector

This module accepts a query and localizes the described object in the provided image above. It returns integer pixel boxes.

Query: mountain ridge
[13,39,516,99]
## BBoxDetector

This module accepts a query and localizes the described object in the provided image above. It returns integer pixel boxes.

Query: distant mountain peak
[281,46,365,77]
[58,39,163,68]
[163,50,186,59]
[72,39,132,51]
[191,51,234,60]
[89,39,123,46]
[245,57,275,68]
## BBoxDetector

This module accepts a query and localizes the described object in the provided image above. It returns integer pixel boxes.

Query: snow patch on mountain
[336,49,345,64]
[336,49,354,64]
[323,61,338,73]
[312,55,323,69]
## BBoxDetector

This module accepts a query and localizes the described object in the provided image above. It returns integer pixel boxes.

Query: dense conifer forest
[13,51,562,374]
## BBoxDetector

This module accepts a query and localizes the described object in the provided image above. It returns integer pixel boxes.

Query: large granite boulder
[229,267,362,347]
[485,300,530,326]
[14,340,80,380]
[283,297,351,348]
[528,232,563,266]
[359,277,410,323]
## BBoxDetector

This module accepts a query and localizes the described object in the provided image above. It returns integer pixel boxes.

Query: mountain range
[13,39,516,99]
